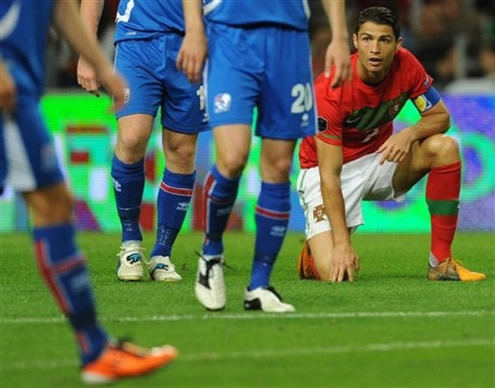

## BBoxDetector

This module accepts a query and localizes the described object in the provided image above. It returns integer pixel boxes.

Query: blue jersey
[0,0,55,99]
[203,0,310,30]
[115,0,184,43]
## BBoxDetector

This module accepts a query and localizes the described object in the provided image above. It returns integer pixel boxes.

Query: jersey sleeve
[314,79,344,147]
[404,49,434,100]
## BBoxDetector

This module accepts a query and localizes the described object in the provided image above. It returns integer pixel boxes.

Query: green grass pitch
[0,232,494,387]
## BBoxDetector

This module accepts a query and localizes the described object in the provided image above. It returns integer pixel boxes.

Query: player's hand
[377,128,415,165]
[97,66,128,112]
[324,36,351,88]
[330,243,359,282]
[176,28,207,84]
[77,56,101,97]
[0,61,17,112]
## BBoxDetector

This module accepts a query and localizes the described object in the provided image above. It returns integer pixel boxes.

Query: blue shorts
[206,23,316,139]
[0,99,64,193]
[114,34,208,133]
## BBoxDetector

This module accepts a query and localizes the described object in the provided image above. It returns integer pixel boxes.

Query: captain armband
[412,87,441,113]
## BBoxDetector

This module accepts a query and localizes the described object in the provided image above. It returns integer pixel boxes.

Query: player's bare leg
[113,114,154,281]
[394,134,485,281]
[307,232,333,281]
[148,129,198,282]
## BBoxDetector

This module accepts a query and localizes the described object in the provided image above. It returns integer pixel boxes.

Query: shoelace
[117,245,146,257]
[194,250,238,272]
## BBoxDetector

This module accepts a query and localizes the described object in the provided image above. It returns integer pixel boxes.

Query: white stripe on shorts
[4,118,36,191]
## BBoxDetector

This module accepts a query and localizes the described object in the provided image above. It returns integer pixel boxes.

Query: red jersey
[299,48,433,167]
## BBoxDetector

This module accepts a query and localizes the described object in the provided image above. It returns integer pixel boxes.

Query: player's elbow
[440,112,451,133]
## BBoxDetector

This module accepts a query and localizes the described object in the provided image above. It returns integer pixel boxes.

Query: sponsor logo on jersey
[124,88,130,104]
[214,93,232,113]
[343,115,361,126]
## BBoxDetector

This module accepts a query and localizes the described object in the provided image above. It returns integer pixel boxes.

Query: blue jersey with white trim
[0,0,55,99]
[115,0,184,43]
[203,0,310,30]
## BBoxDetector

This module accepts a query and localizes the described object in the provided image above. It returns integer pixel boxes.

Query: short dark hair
[354,7,400,40]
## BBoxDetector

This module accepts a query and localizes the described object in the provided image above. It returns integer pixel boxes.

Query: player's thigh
[213,124,252,177]
[206,23,262,129]
[392,141,430,194]
[260,138,296,183]
[161,34,208,134]
[258,28,315,140]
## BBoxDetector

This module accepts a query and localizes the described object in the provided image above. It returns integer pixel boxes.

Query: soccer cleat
[195,255,226,311]
[117,242,144,281]
[427,257,486,282]
[244,286,295,313]
[297,241,320,280]
[81,341,177,385]
[147,256,182,282]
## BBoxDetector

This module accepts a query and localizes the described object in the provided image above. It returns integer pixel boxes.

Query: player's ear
[395,36,403,52]
[352,33,358,50]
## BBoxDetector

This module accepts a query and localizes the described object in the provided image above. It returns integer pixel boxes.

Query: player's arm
[77,0,105,95]
[54,0,126,111]
[177,0,207,84]
[378,88,450,164]
[316,138,359,282]
[321,0,351,88]
[0,58,16,112]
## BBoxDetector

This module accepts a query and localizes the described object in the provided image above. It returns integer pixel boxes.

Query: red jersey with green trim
[299,48,433,167]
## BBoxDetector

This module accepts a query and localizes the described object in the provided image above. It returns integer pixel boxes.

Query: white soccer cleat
[116,241,144,281]
[195,255,226,311]
[147,256,182,282]
[244,286,296,313]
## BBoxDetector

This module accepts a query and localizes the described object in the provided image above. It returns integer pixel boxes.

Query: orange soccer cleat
[427,257,486,282]
[297,241,320,280]
[81,340,178,384]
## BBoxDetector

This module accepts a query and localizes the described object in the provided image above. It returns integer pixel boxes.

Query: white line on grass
[1,310,494,324]
[1,338,493,370]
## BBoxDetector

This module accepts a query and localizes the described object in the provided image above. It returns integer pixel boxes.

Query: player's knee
[425,135,460,160]
[28,187,74,223]
[164,142,196,171]
[219,152,248,176]
[116,133,148,162]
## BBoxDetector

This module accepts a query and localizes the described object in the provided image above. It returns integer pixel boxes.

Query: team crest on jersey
[214,93,231,113]
[317,117,328,132]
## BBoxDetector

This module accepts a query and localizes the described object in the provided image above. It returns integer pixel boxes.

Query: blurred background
[0,0,493,234]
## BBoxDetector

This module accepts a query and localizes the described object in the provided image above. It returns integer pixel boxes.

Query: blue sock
[249,182,291,290]
[111,155,144,242]
[33,223,108,365]
[151,169,195,258]
[202,165,240,256]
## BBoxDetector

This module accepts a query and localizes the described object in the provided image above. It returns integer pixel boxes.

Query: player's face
[353,22,402,82]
